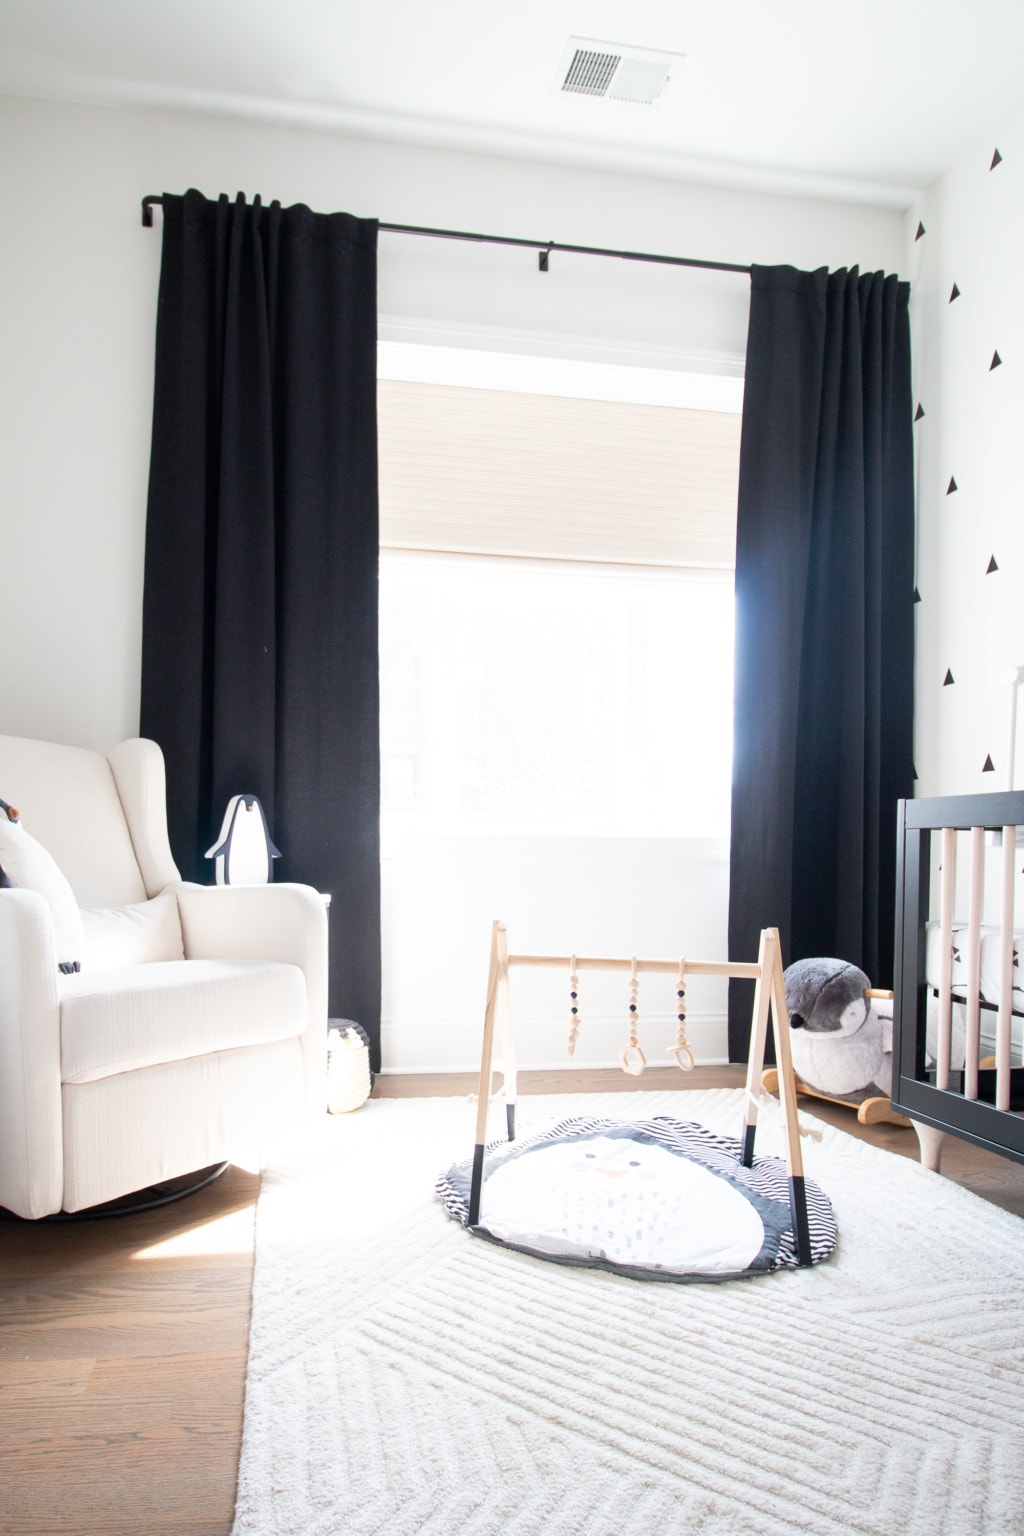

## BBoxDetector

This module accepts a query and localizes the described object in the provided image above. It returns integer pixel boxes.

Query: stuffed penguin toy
[784,957,891,1100]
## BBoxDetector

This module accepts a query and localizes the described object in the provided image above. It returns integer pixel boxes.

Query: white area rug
[231,1090,1024,1536]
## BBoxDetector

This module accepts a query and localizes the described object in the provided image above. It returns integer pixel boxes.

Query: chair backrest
[0,735,179,909]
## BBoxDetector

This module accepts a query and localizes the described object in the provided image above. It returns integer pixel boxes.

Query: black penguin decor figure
[205,795,281,886]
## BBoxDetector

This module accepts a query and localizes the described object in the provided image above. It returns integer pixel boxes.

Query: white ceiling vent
[557,38,682,108]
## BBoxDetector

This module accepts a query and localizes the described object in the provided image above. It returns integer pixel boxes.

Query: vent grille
[558,38,679,107]
[562,48,622,98]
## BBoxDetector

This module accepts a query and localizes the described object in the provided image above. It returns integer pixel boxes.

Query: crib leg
[912,1120,946,1173]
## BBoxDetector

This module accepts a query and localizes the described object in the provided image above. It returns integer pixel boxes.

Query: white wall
[382,836,730,1071]
[0,92,907,1068]
[908,108,1024,797]
[0,92,905,752]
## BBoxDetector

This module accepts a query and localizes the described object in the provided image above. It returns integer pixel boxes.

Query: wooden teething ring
[620,1043,647,1075]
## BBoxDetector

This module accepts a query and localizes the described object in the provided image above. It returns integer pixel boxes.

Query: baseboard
[379,1010,728,1074]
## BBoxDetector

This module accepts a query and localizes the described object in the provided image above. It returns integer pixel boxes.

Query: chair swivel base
[1,1162,230,1222]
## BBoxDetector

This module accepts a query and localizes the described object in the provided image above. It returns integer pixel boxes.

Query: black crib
[892,791,1024,1168]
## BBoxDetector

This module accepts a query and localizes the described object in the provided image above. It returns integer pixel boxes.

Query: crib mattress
[925,921,1024,1011]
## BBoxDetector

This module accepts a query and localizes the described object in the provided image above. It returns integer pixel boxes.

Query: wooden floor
[2,1068,1023,1536]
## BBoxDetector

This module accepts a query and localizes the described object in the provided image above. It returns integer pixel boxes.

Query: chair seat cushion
[59,959,306,1084]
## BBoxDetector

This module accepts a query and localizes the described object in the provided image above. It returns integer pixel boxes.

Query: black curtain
[140,190,382,1068]
[727,264,915,1060]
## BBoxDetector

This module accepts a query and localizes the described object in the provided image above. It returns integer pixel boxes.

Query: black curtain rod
[140,194,751,277]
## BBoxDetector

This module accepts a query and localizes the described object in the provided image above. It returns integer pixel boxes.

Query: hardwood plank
[1,1472,237,1536]
[0,1357,95,1403]
[0,1268,253,1361]
[372,1062,746,1097]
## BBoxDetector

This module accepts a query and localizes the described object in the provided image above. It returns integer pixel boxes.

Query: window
[377,344,740,840]
[380,551,734,837]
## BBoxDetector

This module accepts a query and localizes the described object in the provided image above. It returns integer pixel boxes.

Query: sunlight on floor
[130,1202,256,1259]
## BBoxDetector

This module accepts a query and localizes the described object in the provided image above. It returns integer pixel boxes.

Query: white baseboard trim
[379,1011,728,1075]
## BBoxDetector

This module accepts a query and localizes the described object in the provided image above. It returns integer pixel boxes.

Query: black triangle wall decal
[913,587,922,603]
[983,754,995,772]
[915,221,926,240]
[991,350,1003,370]
[991,148,1003,170]
[950,283,961,302]
[915,402,925,421]
[987,555,999,573]
[947,476,958,494]
[943,669,955,686]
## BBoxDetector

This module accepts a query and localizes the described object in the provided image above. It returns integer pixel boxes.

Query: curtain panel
[727,264,915,1059]
[140,190,382,1066]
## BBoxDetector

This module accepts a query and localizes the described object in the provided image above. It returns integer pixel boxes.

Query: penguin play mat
[437,1115,837,1282]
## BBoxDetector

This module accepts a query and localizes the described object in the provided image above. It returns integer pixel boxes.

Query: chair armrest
[174,882,329,1111]
[0,890,64,1217]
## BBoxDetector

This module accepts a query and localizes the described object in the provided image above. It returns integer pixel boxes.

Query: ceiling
[1,0,1021,207]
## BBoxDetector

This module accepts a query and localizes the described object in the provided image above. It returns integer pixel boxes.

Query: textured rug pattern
[231,1090,1024,1536]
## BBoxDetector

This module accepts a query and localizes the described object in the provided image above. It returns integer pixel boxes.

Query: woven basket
[326,1021,372,1113]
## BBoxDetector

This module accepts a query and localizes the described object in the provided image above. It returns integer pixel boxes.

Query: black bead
[570,1006,577,1014]
[629,1004,637,1012]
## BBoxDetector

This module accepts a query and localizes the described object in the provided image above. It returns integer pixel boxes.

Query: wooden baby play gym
[436,922,840,1281]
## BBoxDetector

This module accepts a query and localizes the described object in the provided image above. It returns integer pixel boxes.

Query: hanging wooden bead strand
[620,956,646,1076]
[567,954,580,1057]
[670,957,695,1071]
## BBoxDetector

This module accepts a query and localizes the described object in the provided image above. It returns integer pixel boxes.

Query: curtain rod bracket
[539,246,551,273]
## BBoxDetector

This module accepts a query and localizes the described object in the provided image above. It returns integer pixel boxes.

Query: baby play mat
[437,1114,837,1281]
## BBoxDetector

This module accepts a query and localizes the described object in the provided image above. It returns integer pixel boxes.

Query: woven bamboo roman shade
[377,380,740,569]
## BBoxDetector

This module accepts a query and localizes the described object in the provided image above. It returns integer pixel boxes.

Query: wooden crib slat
[997,827,1015,1113]
[965,826,985,1101]
[937,826,957,1091]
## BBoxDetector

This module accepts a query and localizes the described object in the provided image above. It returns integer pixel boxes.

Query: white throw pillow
[0,798,84,973]
[81,889,185,969]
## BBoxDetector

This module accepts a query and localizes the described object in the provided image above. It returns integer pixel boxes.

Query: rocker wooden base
[761,1068,911,1128]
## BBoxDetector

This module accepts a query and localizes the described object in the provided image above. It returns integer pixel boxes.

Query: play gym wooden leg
[767,934,812,1266]
[741,928,775,1167]
[496,923,516,1140]
[469,920,503,1225]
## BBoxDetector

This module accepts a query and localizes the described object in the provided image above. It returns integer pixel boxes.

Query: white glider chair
[0,733,328,1219]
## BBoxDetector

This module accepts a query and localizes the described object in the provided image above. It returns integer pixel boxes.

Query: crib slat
[997,826,1015,1113]
[937,826,957,1091]
[965,826,985,1101]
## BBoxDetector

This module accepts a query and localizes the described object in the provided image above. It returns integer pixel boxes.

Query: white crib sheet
[925,921,1024,1011]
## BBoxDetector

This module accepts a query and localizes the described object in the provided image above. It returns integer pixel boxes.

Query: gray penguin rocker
[761,956,910,1128]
